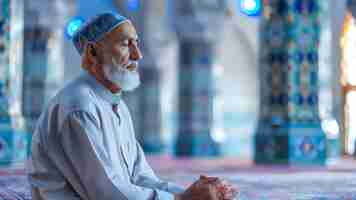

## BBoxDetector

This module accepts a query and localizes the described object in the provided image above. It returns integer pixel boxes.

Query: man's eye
[120,40,129,46]
[128,39,140,46]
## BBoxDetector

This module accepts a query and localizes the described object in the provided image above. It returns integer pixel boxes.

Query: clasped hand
[176,175,238,200]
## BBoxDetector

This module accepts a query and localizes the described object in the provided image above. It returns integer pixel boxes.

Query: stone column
[0,0,28,165]
[255,0,327,165]
[173,0,226,156]
[113,0,166,153]
[318,0,343,161]
[22,0,74,132]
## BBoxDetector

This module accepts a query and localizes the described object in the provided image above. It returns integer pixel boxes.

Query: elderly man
[27,12,237,200]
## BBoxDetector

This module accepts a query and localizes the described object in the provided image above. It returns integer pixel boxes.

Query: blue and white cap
[72,12,130,55]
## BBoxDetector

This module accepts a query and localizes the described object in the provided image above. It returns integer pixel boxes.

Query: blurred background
[0,0,353,162]
[1,0,356,199]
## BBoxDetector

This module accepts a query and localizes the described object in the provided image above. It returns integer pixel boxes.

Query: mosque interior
[0,0,356,199]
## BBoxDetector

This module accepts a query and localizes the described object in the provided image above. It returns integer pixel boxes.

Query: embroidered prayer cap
[72,12,130,55]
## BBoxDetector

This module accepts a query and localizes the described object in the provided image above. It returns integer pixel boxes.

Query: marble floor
[0,156,355,200]
[147,156,356,200]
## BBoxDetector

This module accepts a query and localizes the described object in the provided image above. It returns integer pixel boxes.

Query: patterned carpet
[0,156,355,200]
[148,156,356,200]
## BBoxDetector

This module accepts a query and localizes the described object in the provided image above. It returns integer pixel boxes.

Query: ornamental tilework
[289,130,326,165]
[175,40,220,157]
[255,0,326,165]
[286,0,320,122]
[0,0,29,166]
[0,0,10,120]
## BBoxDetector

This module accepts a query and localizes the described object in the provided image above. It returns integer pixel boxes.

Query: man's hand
[175,175,238,200]
[200,176,238,200]
[175,176,220,200]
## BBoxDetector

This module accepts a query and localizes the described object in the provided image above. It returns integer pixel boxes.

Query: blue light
[239,0,261,17]
[127,0,140,12]
[65,17,85,39]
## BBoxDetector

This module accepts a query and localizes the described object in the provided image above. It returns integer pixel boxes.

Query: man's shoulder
[33,75,102,142]
[54,75,99,115]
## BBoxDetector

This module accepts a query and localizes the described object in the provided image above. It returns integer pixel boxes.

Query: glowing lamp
[127,0,140,12]
[239,0,261,17]
[65,17,85,39]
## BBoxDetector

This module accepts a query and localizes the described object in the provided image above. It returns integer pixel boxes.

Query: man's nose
[130,44,143,61]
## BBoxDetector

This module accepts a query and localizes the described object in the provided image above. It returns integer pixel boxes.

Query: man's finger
[199,175,219,183]
[200,175,219,180]
[222,186,239,200]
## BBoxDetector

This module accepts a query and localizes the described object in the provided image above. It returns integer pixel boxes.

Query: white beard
[103,58,141,91]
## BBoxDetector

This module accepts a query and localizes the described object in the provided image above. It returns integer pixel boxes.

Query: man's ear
[88,43,97,57]
[81,43,99,70]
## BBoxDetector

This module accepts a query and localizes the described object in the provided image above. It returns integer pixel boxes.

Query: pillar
[22,0,73,132]
[318,0,343,161]
[114,0,166,153]
[173,0,227,157]
[255,0,327,165]
[0,0,28,165]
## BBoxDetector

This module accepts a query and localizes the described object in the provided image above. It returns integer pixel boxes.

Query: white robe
[27,71,184,200]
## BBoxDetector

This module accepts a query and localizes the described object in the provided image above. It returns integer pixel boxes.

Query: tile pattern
[0,0,29,167]
[256,0,327,165]
[175,40,220,156]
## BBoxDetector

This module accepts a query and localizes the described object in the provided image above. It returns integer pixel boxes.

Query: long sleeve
[131,140,185,198]
[58,110,158,200]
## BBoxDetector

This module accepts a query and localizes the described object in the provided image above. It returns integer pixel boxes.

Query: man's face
[99,21,142,71]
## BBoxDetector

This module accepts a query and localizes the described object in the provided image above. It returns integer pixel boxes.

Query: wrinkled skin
[81,21,142,93]
[176,176,238,200]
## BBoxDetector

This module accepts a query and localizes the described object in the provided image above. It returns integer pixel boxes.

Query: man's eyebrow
[117,34,138,40]
[121,37,139,44]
